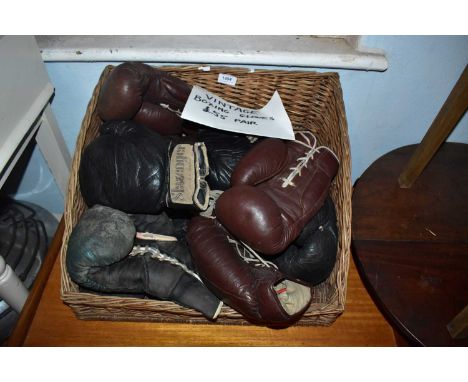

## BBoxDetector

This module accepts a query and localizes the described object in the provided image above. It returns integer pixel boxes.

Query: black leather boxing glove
[196,128,260,190]
[97,62,192,135]
[66,205,223,320]
[271,196,339,285]
[79,120,210,214]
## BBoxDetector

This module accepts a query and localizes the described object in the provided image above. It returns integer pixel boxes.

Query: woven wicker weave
[60,65,352,326]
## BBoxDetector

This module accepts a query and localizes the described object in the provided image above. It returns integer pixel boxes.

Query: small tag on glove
[168,143,210,211]
[169,144,196,206]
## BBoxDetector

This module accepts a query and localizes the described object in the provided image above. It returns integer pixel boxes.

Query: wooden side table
[352,143,468,346]
[8,220,397,346]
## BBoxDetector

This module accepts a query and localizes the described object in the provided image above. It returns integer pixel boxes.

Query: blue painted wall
[7,35,468,214]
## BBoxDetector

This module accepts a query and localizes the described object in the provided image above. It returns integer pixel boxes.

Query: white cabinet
[0,35,70,312]
[0,35,71,195]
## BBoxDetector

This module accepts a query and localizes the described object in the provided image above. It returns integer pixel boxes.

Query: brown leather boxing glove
[187,216,311,328]
[97,62,192,135]
[215,131,339,255]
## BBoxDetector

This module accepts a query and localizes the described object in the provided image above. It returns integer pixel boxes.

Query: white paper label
[218,73,237,86]
[181,85,294,140]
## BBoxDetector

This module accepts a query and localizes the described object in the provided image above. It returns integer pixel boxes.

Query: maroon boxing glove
[133,102,185,135]
[216,131,339,255]
[187,216,311,328]
[97,62,192,135]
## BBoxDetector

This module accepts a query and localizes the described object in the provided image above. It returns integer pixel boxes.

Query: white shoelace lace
[131,231,225,317]
[135,232,178,241]
[280,131,339,188]
[159,103,182,116]
[227,237,294,301]
[129,245,202,283]
[227,237,278,270]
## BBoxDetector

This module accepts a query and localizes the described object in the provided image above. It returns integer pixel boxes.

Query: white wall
[6,35,468,214]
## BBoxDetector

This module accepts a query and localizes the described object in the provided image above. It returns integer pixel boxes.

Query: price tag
[181,85,294,140]
[218,73,237,87]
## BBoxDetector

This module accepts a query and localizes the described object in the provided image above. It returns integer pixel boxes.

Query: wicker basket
[60,65,352,326]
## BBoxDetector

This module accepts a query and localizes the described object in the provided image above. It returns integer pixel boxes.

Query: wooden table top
[8,219,396,346]
[352,143,468,346]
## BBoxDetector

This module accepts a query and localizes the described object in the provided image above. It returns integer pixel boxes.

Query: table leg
[447,304,468,339]
[398,65,468,188]
[35,104,71,197]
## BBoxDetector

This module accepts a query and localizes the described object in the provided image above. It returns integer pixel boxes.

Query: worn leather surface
[79,120,169,214]
[187,216,311,328]
[197,128,258,190]
[271,196,339,285]
[66,205,137,290]
[97,62,191,135]
[216,133,339,255]
[79,120,209,214]
[230,138,287,186]
[133,101,184,135]
[66,205,221,319]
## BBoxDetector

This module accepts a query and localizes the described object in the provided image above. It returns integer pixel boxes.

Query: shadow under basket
[60,65,352,326]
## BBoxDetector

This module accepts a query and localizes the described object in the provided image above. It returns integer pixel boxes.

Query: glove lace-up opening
[135,232,178,241]
[199,190,224,218]
[274,279,312,316]
[227,237,278,269]
[281,131,339,188]
[193,143,211,211]
[228,235,312,317]
[129,245,202,283]
[159,103,182,116]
